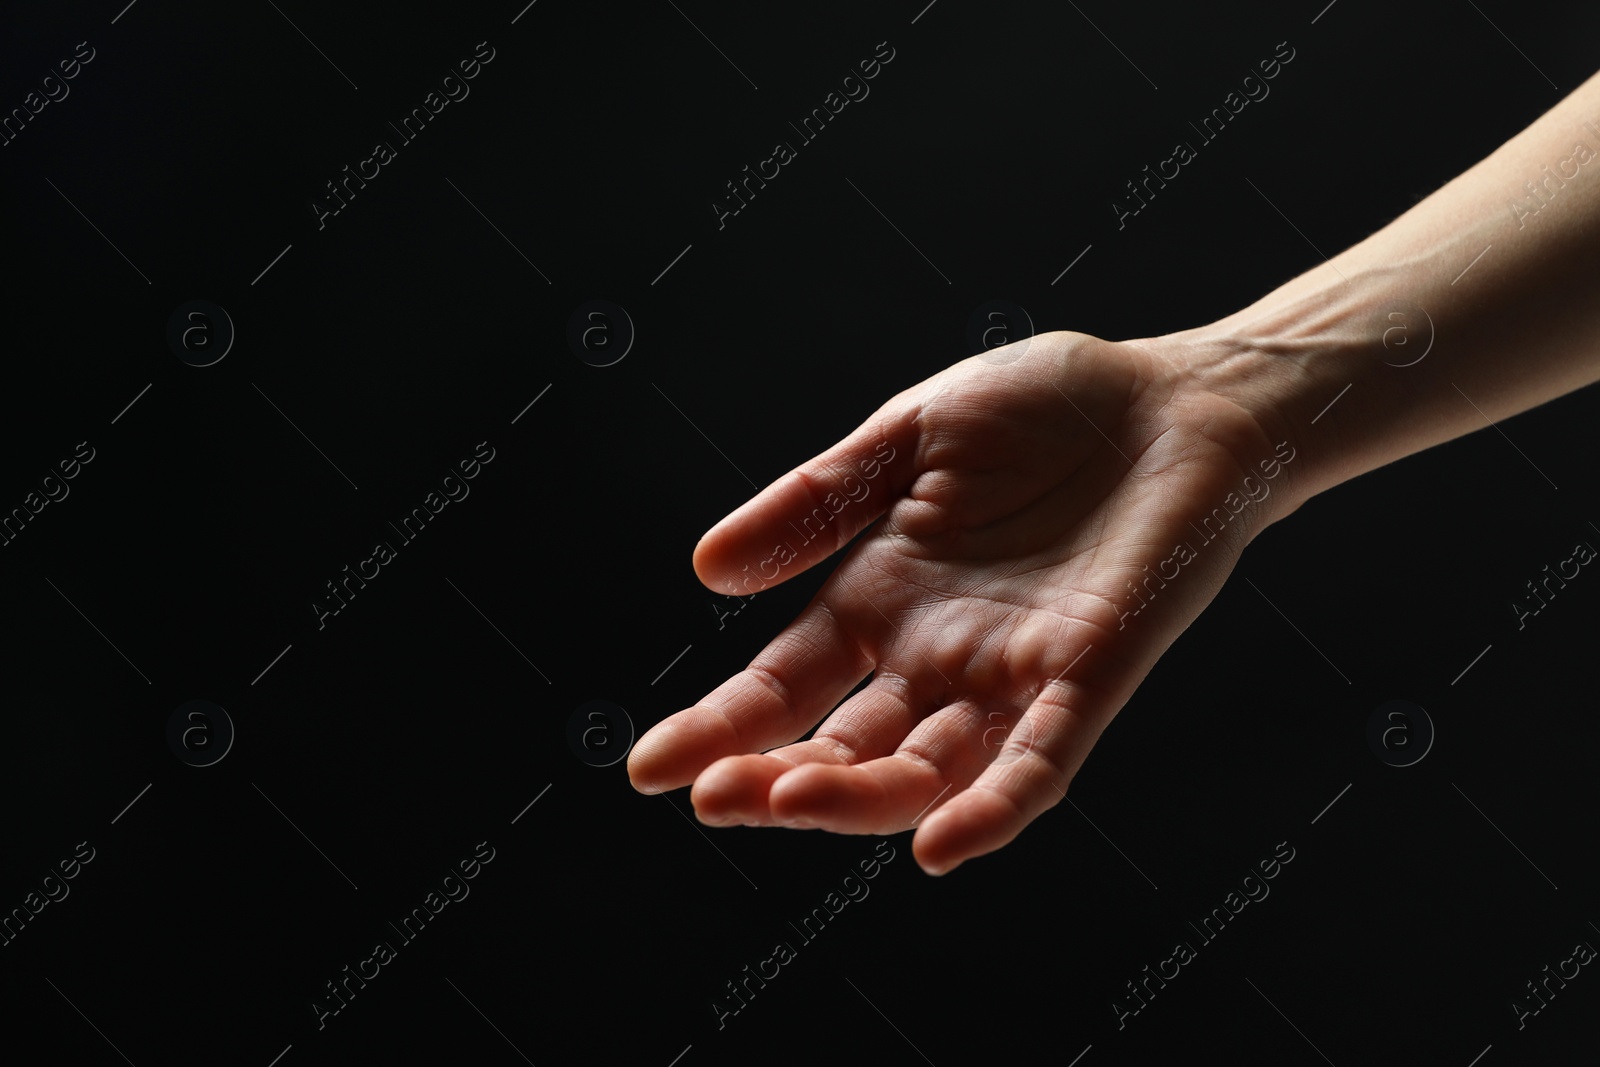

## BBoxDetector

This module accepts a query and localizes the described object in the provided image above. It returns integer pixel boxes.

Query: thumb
[692,402,920,594]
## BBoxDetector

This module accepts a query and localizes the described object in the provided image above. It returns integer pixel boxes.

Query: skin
[629,69,1600,875]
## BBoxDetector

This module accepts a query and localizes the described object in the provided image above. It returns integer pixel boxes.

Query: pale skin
[628,70,1600,875]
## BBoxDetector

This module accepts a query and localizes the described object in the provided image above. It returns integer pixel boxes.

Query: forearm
[1164,67,1600,516]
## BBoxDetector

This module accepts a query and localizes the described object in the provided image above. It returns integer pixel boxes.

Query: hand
[627,329,1300,875]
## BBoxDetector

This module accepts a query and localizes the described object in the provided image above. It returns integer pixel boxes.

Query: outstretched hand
[627,330,1298,875]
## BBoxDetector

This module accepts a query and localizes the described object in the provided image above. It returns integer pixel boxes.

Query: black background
[2,1,1598,1064]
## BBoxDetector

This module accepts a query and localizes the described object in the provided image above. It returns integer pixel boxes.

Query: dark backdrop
[2,1,1598,1064]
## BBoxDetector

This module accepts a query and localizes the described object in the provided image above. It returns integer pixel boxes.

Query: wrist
[1135,272,1425,529]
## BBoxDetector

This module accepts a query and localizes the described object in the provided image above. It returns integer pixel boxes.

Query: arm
[1177,67,1600,516]
[627,70,1600,876]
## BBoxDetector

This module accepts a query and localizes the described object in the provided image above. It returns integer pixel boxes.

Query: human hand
[627,329,1302,875]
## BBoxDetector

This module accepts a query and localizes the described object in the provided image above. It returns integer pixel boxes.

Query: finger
[912,672,1114,876]
[769,756,950,836]
[693,400,921,596]
[690,753,821,826]
[626,600,872,795]
[767,698,1017,834]
[689,673,925,825]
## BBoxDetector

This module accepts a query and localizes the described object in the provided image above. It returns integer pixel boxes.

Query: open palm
[628,329,1296,875]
